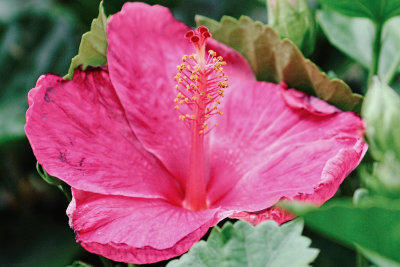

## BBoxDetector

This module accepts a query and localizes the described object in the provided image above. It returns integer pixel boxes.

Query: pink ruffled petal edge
[207,80,367,215]
[67,188,222,264]
[230,137,368,225]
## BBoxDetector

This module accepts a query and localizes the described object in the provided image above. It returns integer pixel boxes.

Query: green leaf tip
[167,219,319,267]
[196,15,362,111]
[65,1,108,80]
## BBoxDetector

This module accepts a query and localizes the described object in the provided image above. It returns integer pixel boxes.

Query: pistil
[174,26,228,210]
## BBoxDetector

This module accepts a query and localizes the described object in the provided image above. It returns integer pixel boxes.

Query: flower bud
[267,0,316,56]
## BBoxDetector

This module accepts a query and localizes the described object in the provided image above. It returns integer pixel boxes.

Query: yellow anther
[182,55,188,62]
[179,100,184,104]
[214,123,219,127]
[174,105,180,110]
[207,94,213,100]
[185,98,189,103]
[217,56,223,61]
[174,98,178,103]
[190,75,198,81]
[216,100,221,104]
[191,96,197,101]
[178,78,183,84]
[218,111,224,115]
[199,130,204,134]
[175,85,179,90]
[202,123,208,129]
[213,106,218,110]
[208,50,216,56]
[191,115,196,119]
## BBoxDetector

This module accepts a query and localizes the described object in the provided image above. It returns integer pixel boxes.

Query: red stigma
[191,36,200,43]
[184,26,211,50]
[185,30,194,38]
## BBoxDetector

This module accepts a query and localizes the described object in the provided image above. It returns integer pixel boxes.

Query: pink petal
[107,2,254,186]
[68,188,221,264]
[207,81,367,213]
[25,68,182,203]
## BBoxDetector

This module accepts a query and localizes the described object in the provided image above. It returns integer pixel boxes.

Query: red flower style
[25,3,367,264]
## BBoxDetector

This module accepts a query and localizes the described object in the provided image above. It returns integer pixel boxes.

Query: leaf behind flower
[65,1,107,80]
[196,15,362,111]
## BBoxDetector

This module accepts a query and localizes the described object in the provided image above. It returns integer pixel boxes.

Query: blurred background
[0,0,366,266]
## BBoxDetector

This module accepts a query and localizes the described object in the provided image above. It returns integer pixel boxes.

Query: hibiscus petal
[25,68,182,202]
[107,2,254,185]
[68,188,221,264]
[207,81,367,212]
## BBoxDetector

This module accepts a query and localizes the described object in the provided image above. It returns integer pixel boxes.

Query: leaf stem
[367,21,383,88]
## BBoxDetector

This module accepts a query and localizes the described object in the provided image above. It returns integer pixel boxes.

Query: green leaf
[167,220,319,267]
[316,0,400,23]
[317,9,400,83]
[283,199,400,266]
[65,1,107,80]
[317,9,373,69]
[196,15,362,111]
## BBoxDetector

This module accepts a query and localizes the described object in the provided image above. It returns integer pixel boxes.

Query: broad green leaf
[317,9,373,69]
[357,245,400,267]
[0,3,79,144]
[284,199,400,265]
[317,9,400,83]
[362,78,400,160]
[65,1,107,80]
[317,0,400,23]
[268,0,316,56]
[167,220,319,267]
[196,15,362,111]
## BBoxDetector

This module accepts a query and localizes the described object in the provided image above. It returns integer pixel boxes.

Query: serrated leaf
[283,199,400,266]
[316,0,400,23]
[196,15,362,111]
[167,220,319,267]
[65,1,107,80]
[317,9,400,83]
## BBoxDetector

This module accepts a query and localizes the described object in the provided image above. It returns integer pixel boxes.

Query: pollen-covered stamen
[173,49,228,133]
[172,26,229,211]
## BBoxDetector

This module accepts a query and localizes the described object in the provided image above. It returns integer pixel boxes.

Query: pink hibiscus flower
[25,2,367,264]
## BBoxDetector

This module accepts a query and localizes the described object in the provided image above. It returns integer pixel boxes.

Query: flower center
[173,26,228,211]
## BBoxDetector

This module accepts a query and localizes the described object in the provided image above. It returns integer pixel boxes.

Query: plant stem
[127,264,137,267]
[367,21,383,89]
